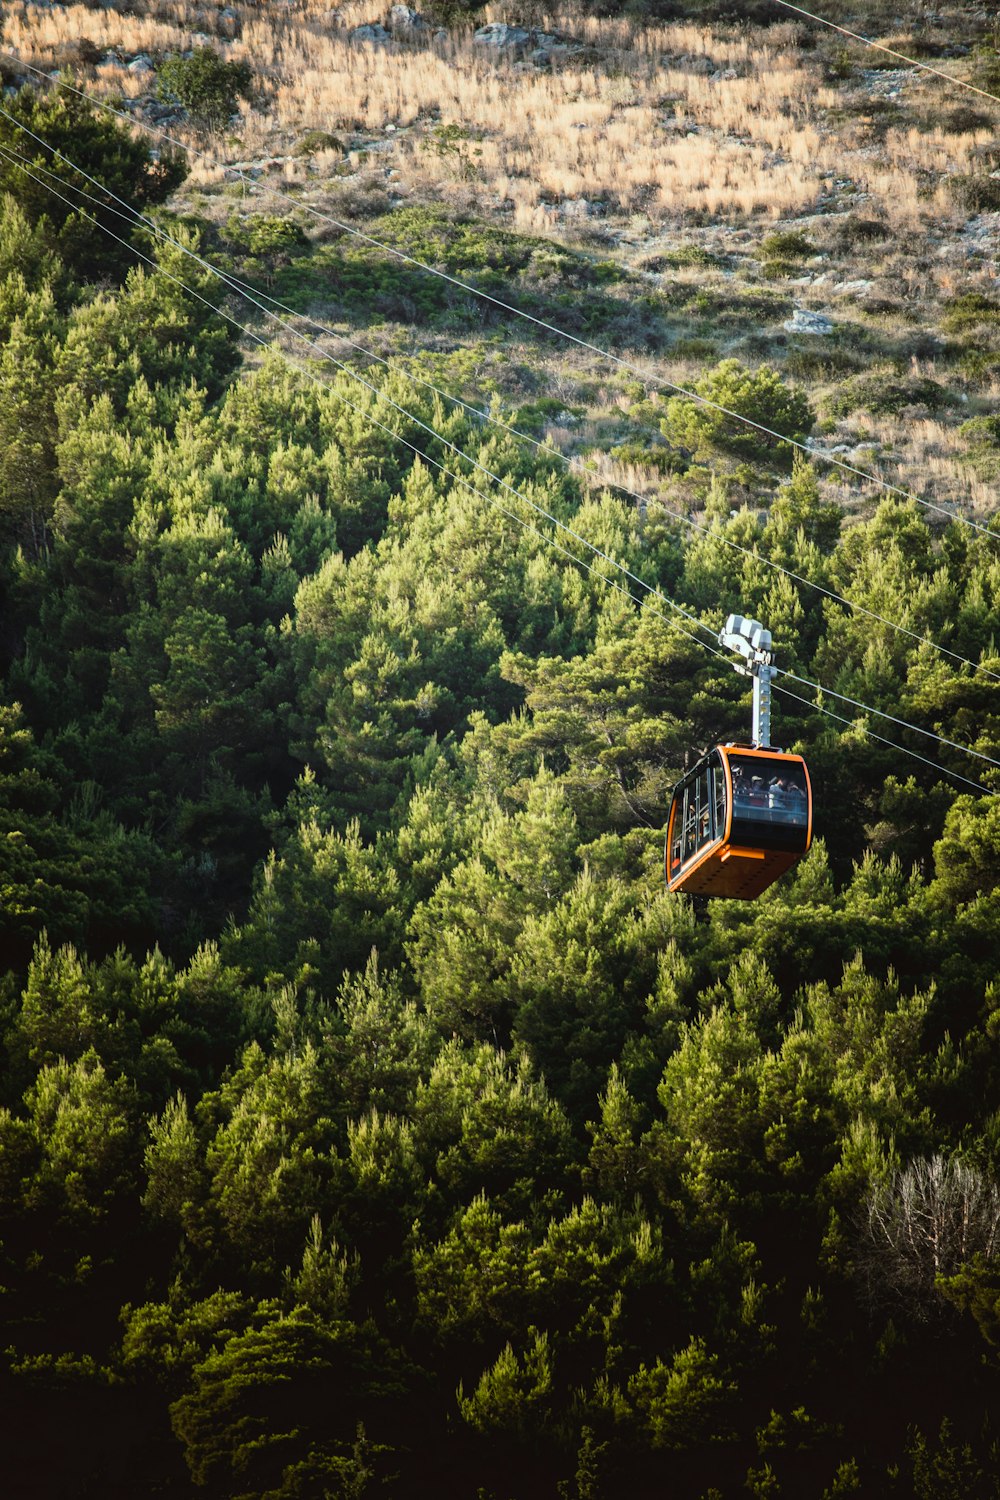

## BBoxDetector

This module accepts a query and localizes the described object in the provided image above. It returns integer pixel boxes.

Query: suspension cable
[0,139,728,667]
[772,679,993,795]
[3,102,998,695]
[785,669,1000,770]
[772,0,1000,106]
[0,122,717,641]
[3,51,999,545]
[0,119,995,792]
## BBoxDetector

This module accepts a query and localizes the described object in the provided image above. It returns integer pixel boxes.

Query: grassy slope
[5,0,1000,526]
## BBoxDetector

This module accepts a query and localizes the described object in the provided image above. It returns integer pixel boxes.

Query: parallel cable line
[772,0,1000,106]
[0,139,723,664]
[772,679,993,794]
[167,187,1000,539]
[1,114,995,793]
[0,121,717,643]
[3,106,999,696]
[3,51,999,544]
[786,670,1000,770]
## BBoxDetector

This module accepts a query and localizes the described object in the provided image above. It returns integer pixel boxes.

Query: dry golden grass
[5,2,202,63]
[257,16,838,219]
[2,0,995,529]
[840,412,997,518]
[577,448,671,500]
[3,0,986,231]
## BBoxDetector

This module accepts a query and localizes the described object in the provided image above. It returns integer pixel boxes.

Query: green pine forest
[5,44,1000,1500]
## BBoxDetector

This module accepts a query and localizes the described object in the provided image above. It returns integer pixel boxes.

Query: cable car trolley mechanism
[665,614,812,900]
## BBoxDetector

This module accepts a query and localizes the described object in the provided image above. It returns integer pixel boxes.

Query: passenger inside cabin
[729,757,808,824]
[768,773,807,823]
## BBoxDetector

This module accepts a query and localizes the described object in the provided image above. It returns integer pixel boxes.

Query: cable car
[665,613,812,900]
[665,744,812,898]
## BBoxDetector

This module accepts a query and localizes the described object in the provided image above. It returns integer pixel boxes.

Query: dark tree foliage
[0,83,186,280]
[157,49,254,134]
[4,80,1000,1500]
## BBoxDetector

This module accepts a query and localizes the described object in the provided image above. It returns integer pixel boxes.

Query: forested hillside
[3,1,1000,1495]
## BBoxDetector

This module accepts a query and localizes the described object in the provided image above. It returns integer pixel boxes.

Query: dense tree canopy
[2,83,1000,1500]
[0,83,186,280]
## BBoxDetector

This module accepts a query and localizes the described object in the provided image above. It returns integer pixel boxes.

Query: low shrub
[756,230,815,262]
[608,439,685,474]
[292,130,344,157]
[784,347,864,379]
[959,413,1000,477]
[825,45,856,81]
[942,292,1000,332]
[660,246,725,269]
[951,175,1000,214]
[832,216,891,248]
[972,44,1000,95]
[48,38,103,70]
[827,372,953,418]
[515,397,585,434]
[671,336,719,359]
[958,349,1000,383]
[324,180,393,222]
[158,48,253,132]
[943,105,995,134]
[959,413,1000,445]
[226,213,308,257]
[370,204,550,281]
[758,229,817,280]
[661,357,812,464]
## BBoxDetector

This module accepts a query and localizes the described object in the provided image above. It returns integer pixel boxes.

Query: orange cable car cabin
[665,745,812,899]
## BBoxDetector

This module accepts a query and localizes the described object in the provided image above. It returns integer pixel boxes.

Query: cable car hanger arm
[719,614,777,749]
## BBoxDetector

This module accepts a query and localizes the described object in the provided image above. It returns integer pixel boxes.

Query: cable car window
[729,755,808,826]
[683,787,697,860]
[714,763,726,837]
[696,767,713,851]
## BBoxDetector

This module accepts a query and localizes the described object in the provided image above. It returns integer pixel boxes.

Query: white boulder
[473,23,531,50]
[784,309,834,335]
[388,4,428,30]
[350,22,391,42]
